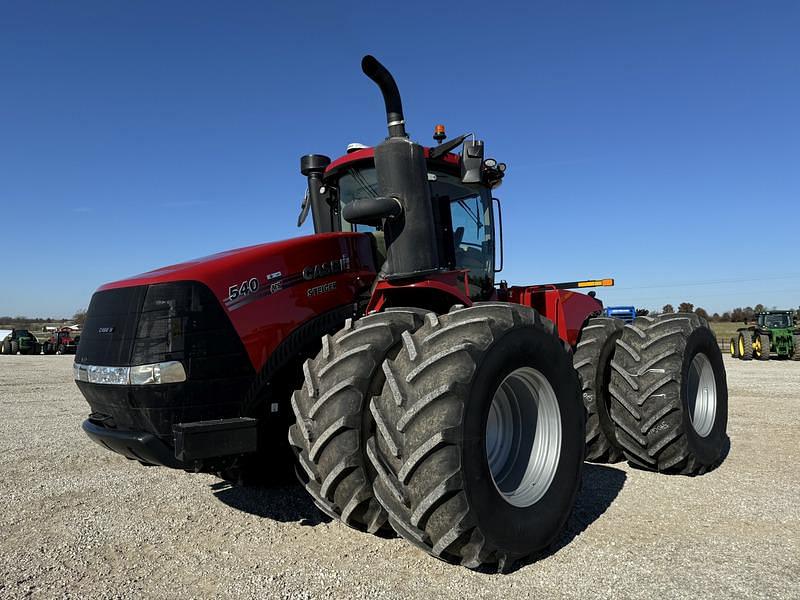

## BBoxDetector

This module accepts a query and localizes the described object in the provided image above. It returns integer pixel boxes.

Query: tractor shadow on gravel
[509,463,627,572]
[210,480,332,526]
[211,462,627,566]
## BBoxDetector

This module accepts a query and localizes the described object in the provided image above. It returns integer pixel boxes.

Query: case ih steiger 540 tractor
[74,56,728,571]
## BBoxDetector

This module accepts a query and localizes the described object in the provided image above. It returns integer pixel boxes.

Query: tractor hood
[98,233,375,304]
[84,231,379,371]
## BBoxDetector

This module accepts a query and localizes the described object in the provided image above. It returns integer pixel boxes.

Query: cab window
[430,171,494,299]
[336,165,495,299]
[338,167,380,233]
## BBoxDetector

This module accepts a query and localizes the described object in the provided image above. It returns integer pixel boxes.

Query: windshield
[763,314,792,328]
[335,166,494,299]
[338,167,381,233]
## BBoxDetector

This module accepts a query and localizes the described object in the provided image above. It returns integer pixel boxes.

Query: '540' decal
[227,271,283,302]
[227,277,261,301]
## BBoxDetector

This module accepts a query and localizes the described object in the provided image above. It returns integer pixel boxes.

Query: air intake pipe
[300,154,338,233]
[342,55,442,279]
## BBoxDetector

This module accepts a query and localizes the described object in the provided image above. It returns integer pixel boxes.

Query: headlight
[130,361,186,385]
[73,361,186,385]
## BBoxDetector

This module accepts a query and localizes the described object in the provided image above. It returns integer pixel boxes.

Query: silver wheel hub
[687,352,717,437]
[485,367,562,508]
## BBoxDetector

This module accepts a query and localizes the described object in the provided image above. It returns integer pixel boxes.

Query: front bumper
[82,418,181,468]
[82,416,259,470]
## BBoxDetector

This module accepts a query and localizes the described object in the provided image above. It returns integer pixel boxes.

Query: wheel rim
[729,340,735,356]
[686,352,717,437]
[753,337,761,356]
[485,367,562,508]
[738,336,745,356]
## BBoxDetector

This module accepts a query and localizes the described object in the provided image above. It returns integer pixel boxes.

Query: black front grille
[77,286,147,366]
[76,281,256,440]
[77,281,253,378]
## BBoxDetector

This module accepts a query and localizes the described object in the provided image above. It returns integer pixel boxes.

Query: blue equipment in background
[604,306,637,323]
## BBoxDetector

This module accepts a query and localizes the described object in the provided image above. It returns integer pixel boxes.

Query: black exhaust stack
[343,55,442,279]
[361,55,407,139]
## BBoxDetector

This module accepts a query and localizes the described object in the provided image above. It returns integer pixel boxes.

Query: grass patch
[709,321,748,340]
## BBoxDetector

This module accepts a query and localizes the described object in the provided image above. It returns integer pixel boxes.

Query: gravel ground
[1,354,798,599]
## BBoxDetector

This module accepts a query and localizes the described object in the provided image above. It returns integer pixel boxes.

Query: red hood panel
[96,232,379,371]
[98,233,367,291]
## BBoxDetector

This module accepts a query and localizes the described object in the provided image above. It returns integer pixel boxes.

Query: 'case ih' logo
[302,256,351,281]
[97,327,114,334]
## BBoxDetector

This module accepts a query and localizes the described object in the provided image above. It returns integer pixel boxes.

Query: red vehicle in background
[42,328,80,355]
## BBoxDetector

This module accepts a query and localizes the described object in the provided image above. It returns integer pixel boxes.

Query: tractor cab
[757,311,794,330]
[318,146,500,301]
[298,122,507,304]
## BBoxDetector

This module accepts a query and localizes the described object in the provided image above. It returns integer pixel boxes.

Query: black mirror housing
[461,140,484,184]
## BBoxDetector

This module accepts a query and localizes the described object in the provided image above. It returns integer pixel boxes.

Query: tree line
[655,303,799,323]
[0,310,87,330]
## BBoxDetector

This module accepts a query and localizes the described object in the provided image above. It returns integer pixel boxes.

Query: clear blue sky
[2,1,798,317]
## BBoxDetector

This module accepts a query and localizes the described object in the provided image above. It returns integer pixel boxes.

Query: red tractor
[42,328,80,355]
[74,56,728,571]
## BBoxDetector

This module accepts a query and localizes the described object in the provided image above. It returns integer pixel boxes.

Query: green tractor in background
[1,329,41,355]
[730,310,799,361]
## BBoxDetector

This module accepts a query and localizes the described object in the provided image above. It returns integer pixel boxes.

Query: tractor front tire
[574,317,624,463]
[288,308,428,533]
[755,334,770,361]
[368,303,584,571]
[609,313,728,475]
[793,335,800,361]
[729,337,739,358]
[11,341,19,354]
[738,332,753,361]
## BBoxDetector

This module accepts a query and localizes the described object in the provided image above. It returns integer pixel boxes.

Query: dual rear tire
[368,303,583,570]
[291,303,584,570]
[609,314,728,474]
[290,307,729,570]
[754,334,770,360]
[738,332,753,360]
[288,308,429,532]
[573,317,624,463]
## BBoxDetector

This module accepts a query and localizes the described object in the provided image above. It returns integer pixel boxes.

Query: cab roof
[325,146,461,176]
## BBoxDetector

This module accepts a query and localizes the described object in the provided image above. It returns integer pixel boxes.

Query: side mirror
[461,140,484,184]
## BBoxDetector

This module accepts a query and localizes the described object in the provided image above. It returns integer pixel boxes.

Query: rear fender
[507,285,602,346]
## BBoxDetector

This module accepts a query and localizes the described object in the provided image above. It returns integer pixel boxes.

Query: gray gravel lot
[1,354,798,599]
